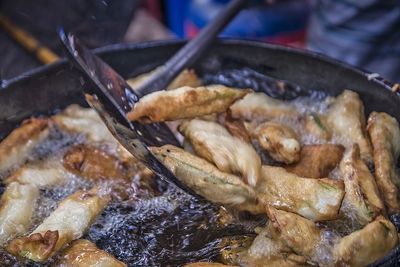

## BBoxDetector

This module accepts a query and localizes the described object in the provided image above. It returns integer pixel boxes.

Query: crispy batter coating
[0,182,39,245]
[179,119,261,186]
[238,227,313,267]
[184,263,235,267]
[4,162,66,187]
[230,92,298,122]
[63,144,156,200]
[285,144,345,178]
[333,216,398,267]
[367,111,400,215]
[326,90,373,164]
[258,166,344,221]
[52,105,134,163]
[127,68,202,91]
[303,113,332,141]
[220,112,251,143]
[266,206,322,260]
[6,188,109,262]
[126,85,251,123]
[0,118,49,172]
[151,145,261,213]
[340,144,385,226]
[252,122,300,164]
[59,239,127,267]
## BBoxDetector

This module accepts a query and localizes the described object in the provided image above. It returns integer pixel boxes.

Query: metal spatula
[58,0,247,196]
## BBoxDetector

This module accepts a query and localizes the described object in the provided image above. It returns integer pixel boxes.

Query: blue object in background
[164,0,311,47]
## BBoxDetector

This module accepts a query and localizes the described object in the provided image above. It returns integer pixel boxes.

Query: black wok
[0,39,399,266]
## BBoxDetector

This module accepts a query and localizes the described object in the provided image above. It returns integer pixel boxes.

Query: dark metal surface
[0,39,399,265]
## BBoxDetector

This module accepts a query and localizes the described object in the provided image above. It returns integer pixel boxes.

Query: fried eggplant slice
[252,122,300,164]
[179,119,261,186]
[367,111,400,214]
[238,227,313,267]
[258,166,344,221]
[4,162,66,187]
[0,182,39,245]
[151,145,261,213]
[126,85,251,123]
[230,92,298,122]
[340,144,385,226]
[127,68,201,91]
[266,206,323,260]
[59,239,127,267]
[303,113,332,141]
[285,144,345,178]
[6,187,109,262]
[333,216,398,267]
[326,90,373,164]
[0,118,49,172]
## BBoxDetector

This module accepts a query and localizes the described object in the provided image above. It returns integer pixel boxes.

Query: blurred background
[0,0,398,82]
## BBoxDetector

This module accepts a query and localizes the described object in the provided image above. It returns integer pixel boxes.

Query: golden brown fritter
[0,182,39,245]
[340,144,385,226]
[285,144,345,178]
[230,92,298,122]
[333,216,398,267]
[126,85,251,123]
[151,145,261,213]
[258,166,344,221]
[59,239,127,267]
[0,118,49,172]
[127,68,202,91]
[238,226,313,267]
[179,119,261,186]
[63,144,155,201]
[252,121,300,164]
[326,90,373,164]
[367,111,400,215]
[6,188,109,262]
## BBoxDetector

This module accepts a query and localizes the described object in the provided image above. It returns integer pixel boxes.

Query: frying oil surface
[0,68,382,266]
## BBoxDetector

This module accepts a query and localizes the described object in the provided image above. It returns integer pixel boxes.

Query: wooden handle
[0,13,59,64]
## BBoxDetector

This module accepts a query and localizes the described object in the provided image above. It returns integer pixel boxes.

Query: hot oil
[0,68,381,266]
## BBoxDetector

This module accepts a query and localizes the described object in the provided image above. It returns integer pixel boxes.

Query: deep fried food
[326,90,373,164]
[238,226,313,267]
[230,92,298,122]
[252,122,300,164]
[126,85,251,123]
[127,68,201,91]
[59,239,127,267]
[333,216,398,267]
[52,105,134,163]
[266,206,323,260]
[303,113,332,141]
[63,144,156,200]
[340,144,385,225]
[179,119,261,186]
[285,144,345,178]
[0,118,49,172]
[4,162,66,187]
[0,182,38,245]
[367,111,400,215]
[151,145,261,213]
[220,112,251,143]
[258,166,344,221]
[6,188,109,262]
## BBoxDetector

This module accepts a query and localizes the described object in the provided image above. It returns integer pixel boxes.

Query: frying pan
[0,39,399,266]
